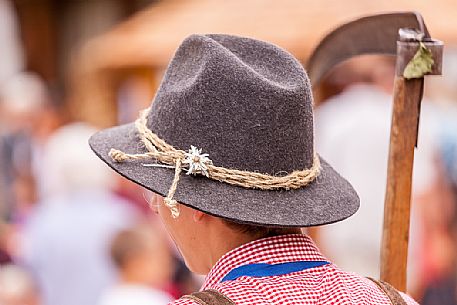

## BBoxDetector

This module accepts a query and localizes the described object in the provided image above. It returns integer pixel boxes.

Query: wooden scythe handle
[307,12,443,292]
[381,38,442,291]
[380,76,423,291]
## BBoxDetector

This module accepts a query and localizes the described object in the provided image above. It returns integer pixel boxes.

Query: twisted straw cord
[135,108,176,153]
[207,156,320,190]
[164,158,182,218]
[110,148,320,191]
[109,108,321,217]
[109,149,182,164]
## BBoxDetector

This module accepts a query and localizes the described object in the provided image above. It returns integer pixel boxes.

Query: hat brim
[89,123,359,227]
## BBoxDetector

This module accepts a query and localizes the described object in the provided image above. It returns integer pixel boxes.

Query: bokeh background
[0,0,457,304]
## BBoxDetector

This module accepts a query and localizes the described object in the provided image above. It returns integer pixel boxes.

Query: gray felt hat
[89,34,359,227]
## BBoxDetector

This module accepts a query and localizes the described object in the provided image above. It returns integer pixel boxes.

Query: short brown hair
[222,219,297,238]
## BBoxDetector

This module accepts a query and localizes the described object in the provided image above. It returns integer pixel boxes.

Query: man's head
[110,222,173,286]
[150,193,299,274]
[42,123,114,198]
[0,264,39,305]
[0,72,48,133]
[90,34,359,273]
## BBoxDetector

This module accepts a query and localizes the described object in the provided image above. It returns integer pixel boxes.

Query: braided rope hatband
[109,108,321,218]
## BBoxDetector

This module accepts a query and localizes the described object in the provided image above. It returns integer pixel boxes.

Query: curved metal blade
[307,12,430,86]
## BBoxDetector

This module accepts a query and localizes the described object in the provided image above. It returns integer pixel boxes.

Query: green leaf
[403,42,434,79]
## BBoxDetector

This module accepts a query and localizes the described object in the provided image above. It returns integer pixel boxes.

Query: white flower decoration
[183,145,212,177]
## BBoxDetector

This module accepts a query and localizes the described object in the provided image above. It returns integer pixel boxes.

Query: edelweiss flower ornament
[183,145,212,177]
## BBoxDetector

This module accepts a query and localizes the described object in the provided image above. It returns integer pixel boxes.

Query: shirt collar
[202,234,328,289]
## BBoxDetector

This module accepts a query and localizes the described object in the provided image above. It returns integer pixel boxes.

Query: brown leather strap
[367,277,408,305]
[183,289,236,305]
[184,280,408,305]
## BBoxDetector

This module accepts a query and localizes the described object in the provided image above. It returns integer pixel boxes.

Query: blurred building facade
[12,0,156,84]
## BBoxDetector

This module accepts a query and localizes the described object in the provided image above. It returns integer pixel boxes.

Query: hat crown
[148,34,314,175]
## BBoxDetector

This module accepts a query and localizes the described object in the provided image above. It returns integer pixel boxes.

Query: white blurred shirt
[20,190,137,305]
[98,284,172,305]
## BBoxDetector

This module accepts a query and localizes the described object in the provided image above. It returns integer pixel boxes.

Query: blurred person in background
[0,0,24,225]
[0,263,40,305]
[314,54,457,299]
[98,222,173,305]
[0,221,12,265]
[0,72,48,223]
[420,141,457,305]
[18,123,138,305]
[418,49,457,305]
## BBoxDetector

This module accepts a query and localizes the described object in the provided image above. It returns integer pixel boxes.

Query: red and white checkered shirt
[170,234,419,305]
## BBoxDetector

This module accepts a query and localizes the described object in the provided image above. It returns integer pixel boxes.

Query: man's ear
[192,210,206,222]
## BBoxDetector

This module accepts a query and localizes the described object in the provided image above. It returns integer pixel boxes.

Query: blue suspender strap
[221,260,329,282]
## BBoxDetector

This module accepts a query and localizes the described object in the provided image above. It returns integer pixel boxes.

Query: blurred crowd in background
[0,0,457,305]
